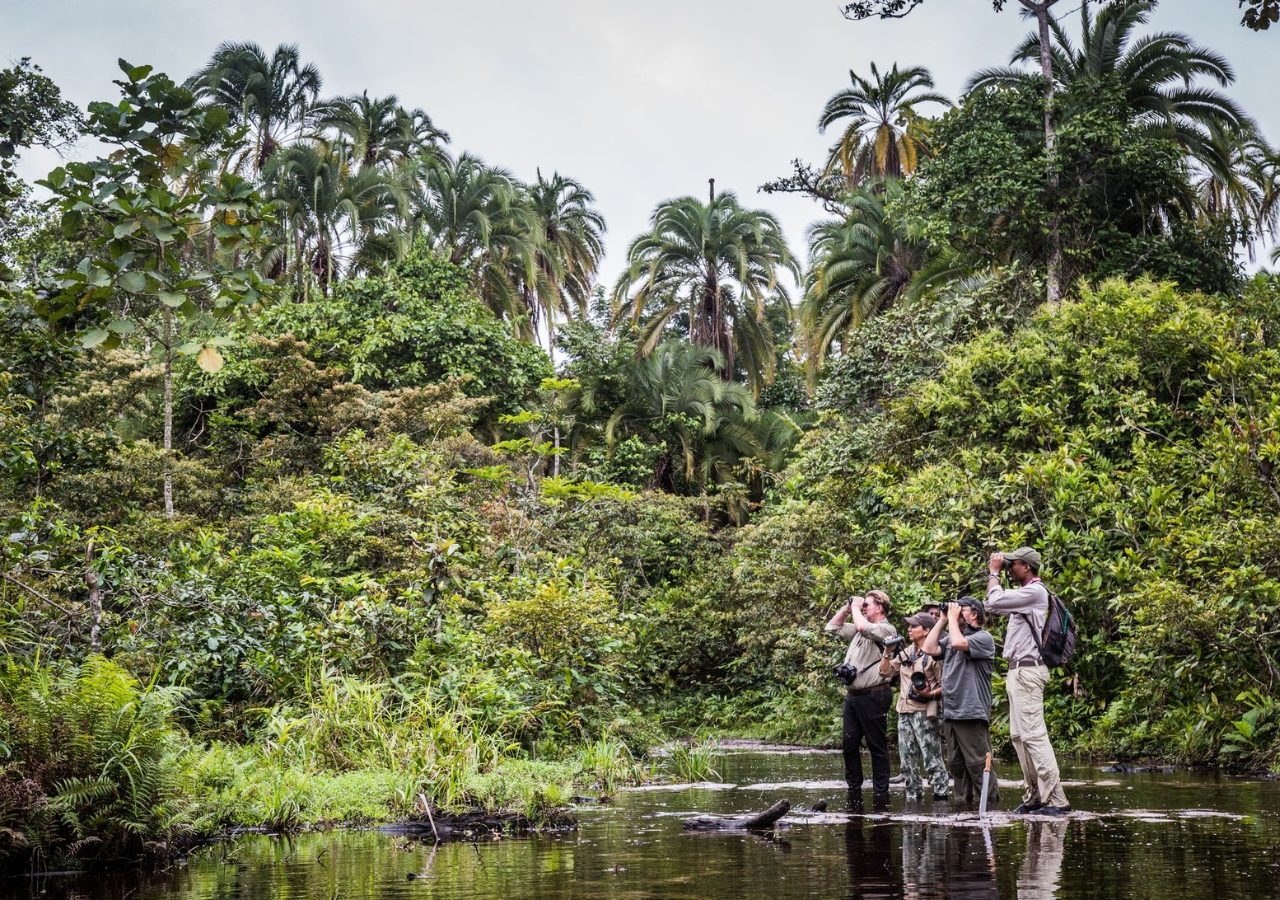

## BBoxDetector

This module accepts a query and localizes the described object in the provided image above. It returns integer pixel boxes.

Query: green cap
[1002,546,1042,569]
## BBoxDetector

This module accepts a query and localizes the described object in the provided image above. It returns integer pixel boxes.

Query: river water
[8,749,1280,899]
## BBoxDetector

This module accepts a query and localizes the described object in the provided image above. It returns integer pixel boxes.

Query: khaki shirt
[880,646,941,717]
[826,619,897,691]
[986,578,1049,661]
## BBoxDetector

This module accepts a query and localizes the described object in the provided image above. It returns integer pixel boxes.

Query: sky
[6,0,1279,288]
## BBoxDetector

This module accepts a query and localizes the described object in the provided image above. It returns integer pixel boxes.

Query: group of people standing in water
[824,547,1072,816]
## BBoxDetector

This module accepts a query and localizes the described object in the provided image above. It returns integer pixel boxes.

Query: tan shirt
[880,646,942,717]
[826,619,897,691]
[986,578,1049,661]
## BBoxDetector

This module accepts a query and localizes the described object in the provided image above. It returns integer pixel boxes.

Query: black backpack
[1020,585,1078,668]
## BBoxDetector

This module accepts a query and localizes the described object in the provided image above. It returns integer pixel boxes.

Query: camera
[908,671,931,704]
[834,662,857,685]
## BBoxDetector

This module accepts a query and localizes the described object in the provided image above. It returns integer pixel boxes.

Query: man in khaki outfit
[826,590,898,801]
[986,547,1071,815]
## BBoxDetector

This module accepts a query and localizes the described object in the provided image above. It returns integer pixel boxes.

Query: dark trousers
[945,718,999,806]
[842,685,892,794]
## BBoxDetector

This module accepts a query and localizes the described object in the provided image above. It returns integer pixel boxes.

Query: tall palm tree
[968,0,1251,170]
[190,42,322,173]
[1192,126,1280,259]
[817,62,951,186]
[525,171,606,351]
[605,340,760,492]
[412,152,541,336]
[264,142,407,294]
[800,180,961,375]
[316,91,449,172]
[613,191,799,396]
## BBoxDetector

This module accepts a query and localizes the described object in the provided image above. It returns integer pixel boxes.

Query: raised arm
[922,613,946,657]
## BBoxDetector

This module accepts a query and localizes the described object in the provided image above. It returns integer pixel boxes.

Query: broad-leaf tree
[39,60,277,517]
[842,0,1067,301]
[968,1,1252,173]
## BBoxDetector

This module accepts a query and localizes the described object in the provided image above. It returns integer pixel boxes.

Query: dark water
[8,750,1280,899]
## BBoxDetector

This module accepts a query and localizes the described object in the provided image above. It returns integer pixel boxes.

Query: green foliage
[663,740,722,783]
[256,250,551,425]
[0,58,81,208]
[726,277,1280,763]
[0,657,191,867]
[900,79,1242,294]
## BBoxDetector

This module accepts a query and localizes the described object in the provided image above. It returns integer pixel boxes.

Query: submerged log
[683,799,791,831]
[380,808,576,842]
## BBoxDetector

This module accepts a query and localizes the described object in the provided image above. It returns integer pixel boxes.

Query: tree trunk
[1024,0,1063,304]
[85,541,103,653]
[162,308,175,519]
[684,798,791,830]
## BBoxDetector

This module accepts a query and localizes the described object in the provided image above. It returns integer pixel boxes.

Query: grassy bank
[0,657,665,871]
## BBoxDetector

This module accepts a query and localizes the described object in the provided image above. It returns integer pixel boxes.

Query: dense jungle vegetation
[2,0,1280,871]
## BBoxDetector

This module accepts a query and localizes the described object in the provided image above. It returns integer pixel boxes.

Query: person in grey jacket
[986,547,1070,815]
[825,590,898,800]
[922,596,999,808]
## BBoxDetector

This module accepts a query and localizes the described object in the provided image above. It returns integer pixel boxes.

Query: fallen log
[683,799,791,831]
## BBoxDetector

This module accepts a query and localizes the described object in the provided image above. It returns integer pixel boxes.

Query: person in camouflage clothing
[880,611,949,801]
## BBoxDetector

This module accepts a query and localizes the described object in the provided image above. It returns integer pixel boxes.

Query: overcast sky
[7,0,1279,286]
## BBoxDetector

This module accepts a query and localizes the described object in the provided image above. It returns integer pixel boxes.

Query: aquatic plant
[665,740,722,784]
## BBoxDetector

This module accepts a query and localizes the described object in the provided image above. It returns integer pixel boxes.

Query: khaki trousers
[1007,665,1068,808]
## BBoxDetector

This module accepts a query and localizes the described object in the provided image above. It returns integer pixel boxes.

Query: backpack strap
[1014,581,1051,662]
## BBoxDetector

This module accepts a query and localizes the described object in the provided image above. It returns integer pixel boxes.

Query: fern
[0,656,194,869]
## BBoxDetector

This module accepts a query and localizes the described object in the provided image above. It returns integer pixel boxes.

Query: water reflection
[844,818,896,898]
[6,758,1280,900]
[1016,819,1067,899]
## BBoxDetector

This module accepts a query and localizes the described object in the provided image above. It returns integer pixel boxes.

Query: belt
[847,683,891,696]
[1009,658,1044,669]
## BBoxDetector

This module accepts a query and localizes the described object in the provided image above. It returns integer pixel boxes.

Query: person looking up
[986,547,1070,815]
[922,597,998,808]
[826,590,899,801]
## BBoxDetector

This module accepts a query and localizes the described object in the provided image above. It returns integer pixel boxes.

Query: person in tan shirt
[825,590,898,799]
[880,612,949,801]
[987,546,1070,815]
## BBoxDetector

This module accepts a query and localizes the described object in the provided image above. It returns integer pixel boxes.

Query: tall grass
[665,740,722,783]
[579,734,648,792]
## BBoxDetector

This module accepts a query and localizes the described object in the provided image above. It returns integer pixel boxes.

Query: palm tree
[190,42,322,173]
[605,340,760,492]
[412,152,541,336]
[524,171,606,351]
[800,180,960,375]
[968,0,1251,169]
[316,91,448,171]
[817,63,951,186]
[264,142,407,294]
[613,191,799,396]
[1192,126,1280,259]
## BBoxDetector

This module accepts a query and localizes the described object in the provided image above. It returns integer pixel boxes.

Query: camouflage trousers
[898,711,950,799]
